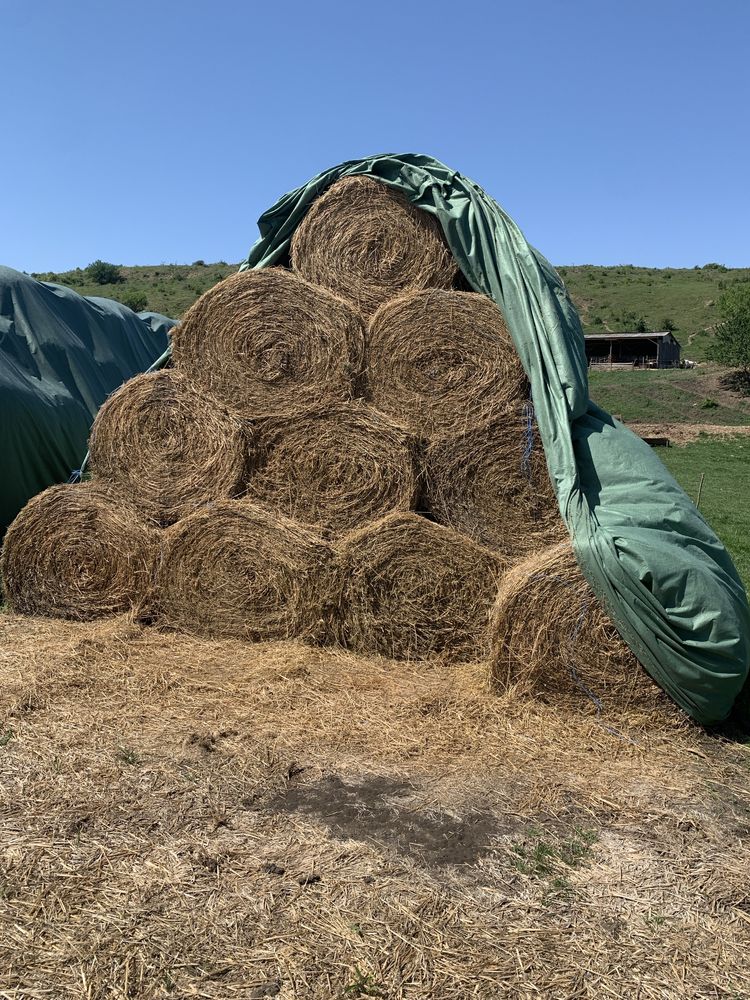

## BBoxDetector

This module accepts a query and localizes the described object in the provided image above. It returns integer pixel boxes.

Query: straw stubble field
[1,614,750,999]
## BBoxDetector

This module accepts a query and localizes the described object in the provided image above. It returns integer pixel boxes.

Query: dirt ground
[1,614,750,999]
[627,422,750,446]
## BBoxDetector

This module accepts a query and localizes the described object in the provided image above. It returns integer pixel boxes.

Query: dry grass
[490,540,662,713]
[1,483,157,620]
[365,289,527,437]
[333,512,506,661]
[2,612,749,999]
[171,268,365,419]
[154,500,334,643]
[89,369,254,526]
[246,402,419,536]
[290,176,458,318]
[424,405,564,557]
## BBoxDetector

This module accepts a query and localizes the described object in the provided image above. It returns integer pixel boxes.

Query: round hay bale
[89,369,253,526]
[1,483,157,620]
[490,541,659,710]
[366,289,527,437]
[171,268,365,418]
[334,512,506,661]
[246,403,419,536]
[290,176,458,317]
[424,405,563,557]
[155,500,334,642]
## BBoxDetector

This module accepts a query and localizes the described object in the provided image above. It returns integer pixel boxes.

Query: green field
[657,436,750,591]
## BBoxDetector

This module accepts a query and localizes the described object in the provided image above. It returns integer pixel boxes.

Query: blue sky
[3,0,749,271]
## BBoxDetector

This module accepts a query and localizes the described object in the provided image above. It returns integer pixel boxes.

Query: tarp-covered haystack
[2,157,748,726]
[0,266,173,536]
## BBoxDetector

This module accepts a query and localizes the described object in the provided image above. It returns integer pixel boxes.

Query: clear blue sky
[3,0,749,272]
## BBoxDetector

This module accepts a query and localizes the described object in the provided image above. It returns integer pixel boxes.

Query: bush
[700,398,719,409]
[192,260,206,267]
[119,289,148,313]
[662,317,677,332]
[86,260,123,285]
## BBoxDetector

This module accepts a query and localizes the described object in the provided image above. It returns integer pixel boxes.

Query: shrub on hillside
[86,260,124,285]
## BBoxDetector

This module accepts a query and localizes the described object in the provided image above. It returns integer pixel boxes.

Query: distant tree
[635,316,648,333]
[661,317,677,332]
[708,285,750,392]
[86,260,123,285]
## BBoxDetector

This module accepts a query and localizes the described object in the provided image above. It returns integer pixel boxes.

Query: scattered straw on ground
[424,405,563,556]
[1,483,157,620]
[171,268,365,418]
[245,402,419,536]
[2,612,749,999]
[490,540,663,712]
[334,512,505,661]
[89,369,254,526]
[154,500,334,643]
[290,176,458,317]
[366,289,527,436]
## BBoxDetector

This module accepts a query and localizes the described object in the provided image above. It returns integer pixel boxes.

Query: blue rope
[521,401,534,480]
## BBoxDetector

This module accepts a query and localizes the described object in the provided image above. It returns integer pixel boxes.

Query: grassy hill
[30,263,750,361]
[31,262,237,320]
[559,263,750,361]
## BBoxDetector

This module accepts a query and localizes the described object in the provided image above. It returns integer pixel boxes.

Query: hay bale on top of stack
[1,171,637,703]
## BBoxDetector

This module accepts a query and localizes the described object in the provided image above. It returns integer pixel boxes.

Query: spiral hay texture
[424,406,563,557]
[155,500,333,642]
[334,512,505,661]
[290,176,458,317]
[490,541,658,709]
[1,483,156,620]
[246,403,419,536]
[366,289,527,437]
[89,370,253,526]
[171,268,365,418]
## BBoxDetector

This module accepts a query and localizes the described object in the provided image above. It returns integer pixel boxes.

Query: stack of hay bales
[1,174,650,700]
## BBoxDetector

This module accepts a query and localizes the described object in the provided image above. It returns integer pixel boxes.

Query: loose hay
[334,512,505,661]
[171,268,365,418]
[366,289,527,436]
[89,369,253,526]
[290,175,458,317]
[245,402,419,535]
[490,540,661,711]
[155,500,334,642]
[1,483,156,620]
[424,405,563,556]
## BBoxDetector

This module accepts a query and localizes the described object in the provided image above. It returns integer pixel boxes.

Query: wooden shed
[584,331,681,369]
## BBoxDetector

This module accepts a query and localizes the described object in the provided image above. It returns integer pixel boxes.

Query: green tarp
[0,266,170,536]
[239,153,750,726]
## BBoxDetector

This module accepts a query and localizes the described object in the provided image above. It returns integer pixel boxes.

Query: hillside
[559,264,750,361]
[30,263,750,359]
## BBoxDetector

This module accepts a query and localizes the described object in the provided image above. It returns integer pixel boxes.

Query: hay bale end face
[334,512,506,661]
[424,406,563,557]
[246,403,419,536]
[1,483,157,620]
[490,541,658,710]
[171,268,365,419]
[89,369,253,526]
[155,500,334,643]
[291,176,458,317]
[366,289,527,437]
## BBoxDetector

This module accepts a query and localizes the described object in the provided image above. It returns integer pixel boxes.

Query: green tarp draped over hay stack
[239,153,750,726]
[0,266,171,536]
